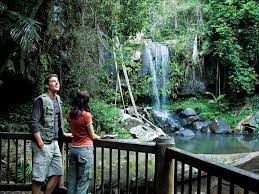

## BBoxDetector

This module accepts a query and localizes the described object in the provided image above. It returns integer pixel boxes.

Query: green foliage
[68,0,155,39]
[63,0,158,105]
[17,156,32,183]
[0,1,6,13]
[169,97,223,121]
[229,66,257,94]
[0,103,31,132]
[64,0,155,102]
[205,0,259,94]
[115,0,152,38]
[148,0,204,40]
[168,60,187,98]
[0,10,41,52]
[39,54,48,66]
[206,92,228,111]
[62,102,71,133]
[206,92,225,103]
[34,53,49,94]
[129,160,136,174]
[91,99,130,138]
[7,103,32,122]
[250,95,259,109]
[223,109,251,129]
[0,122,29,132]
[169,97,216,117]
[133,75,154,103]
[112,126,131,139]
[168,96,259,128]
[115,42,152,104]
[66,23,100,96]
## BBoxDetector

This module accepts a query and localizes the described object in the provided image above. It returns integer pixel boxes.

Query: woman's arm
[86,123,100,140]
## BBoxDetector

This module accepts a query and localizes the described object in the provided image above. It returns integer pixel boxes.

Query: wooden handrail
[0,132,33,139]
[94,139,155,153]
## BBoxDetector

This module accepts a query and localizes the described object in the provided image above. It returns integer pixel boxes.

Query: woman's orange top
[67,110,93,146]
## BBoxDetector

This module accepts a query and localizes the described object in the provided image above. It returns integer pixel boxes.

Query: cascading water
[142,42,169,110]
[192,34,198,65]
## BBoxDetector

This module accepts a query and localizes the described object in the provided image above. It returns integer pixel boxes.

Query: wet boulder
[175,128,195,137]
[130,125,163,141]
[120,113,144,129]
[193,120,211,133]
[210,118,231,134]
[152,110,181,132]
[178,108,197,118]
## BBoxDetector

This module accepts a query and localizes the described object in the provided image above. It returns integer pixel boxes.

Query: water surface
[170,132,259,154]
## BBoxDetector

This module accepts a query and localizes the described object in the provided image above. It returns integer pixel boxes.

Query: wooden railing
[0,132,259,194]
[92,139,156,194]
[169,147,259,194]
[0,132,33,191]
[0,132,157,193]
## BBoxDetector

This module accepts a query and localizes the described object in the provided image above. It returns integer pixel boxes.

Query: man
[29,74,72,194]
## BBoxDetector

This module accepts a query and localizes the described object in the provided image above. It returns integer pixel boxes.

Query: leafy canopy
[204,0,259,94]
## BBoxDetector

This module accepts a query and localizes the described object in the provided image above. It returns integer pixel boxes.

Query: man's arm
[33,132,44,149]
[29,98,45,149]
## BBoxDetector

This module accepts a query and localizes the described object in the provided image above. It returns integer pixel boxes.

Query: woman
[67,91,100,194]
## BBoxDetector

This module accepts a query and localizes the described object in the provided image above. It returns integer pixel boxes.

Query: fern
[0,10,41,52]
[206,92,228,111]
[206,92,225,104]
[17,157,32,183]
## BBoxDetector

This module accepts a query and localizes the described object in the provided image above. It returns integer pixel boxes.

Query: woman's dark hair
[69,90,91,119]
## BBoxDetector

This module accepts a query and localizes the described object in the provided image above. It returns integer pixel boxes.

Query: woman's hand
[95,134,101,139]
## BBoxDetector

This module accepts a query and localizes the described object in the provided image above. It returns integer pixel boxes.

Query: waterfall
[192,34,198,65]
[143,42,169,110]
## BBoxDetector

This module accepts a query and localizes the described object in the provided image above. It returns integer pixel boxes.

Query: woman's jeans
[67,146,93,194]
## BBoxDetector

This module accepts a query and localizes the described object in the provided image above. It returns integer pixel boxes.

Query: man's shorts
[31,140,63,182]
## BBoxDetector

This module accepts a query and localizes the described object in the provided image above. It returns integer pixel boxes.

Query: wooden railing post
[154,136,175,194]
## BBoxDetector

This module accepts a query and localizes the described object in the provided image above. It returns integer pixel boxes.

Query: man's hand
[63,132,73,138]
[38,141,45,149]
[33,132,45,149]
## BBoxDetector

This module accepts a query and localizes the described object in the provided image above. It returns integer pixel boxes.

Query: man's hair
[44,74,58,85]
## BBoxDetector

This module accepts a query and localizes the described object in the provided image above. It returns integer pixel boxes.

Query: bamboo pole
[115,36,139,118]
[137,113,158,129]
[113,45,126,111]
[121,63,139,118]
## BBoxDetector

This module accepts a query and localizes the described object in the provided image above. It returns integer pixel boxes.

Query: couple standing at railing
[29,74,100,194]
